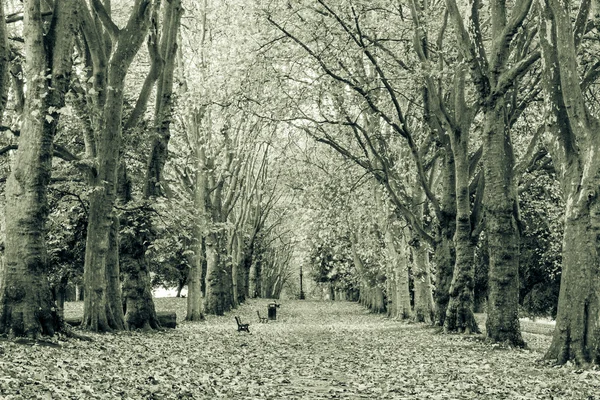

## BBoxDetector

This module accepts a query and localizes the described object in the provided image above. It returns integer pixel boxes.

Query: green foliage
[309,242,353,286]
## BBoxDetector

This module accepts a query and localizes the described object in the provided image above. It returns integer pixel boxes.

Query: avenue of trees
[0,0,599,367]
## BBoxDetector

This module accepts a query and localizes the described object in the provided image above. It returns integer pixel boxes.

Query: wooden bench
[257,310,268,323]
[235,316,250,332]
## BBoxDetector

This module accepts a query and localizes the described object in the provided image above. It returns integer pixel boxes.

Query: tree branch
[444,0,490,99]
[90,0,120,39]
[490,0,534,78]
[494,50,540,98]
[0,144,17,156]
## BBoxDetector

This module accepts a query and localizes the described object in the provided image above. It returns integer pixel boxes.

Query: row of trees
[0,0,599,367]
[0,0,295,338]
[259,0,600,366]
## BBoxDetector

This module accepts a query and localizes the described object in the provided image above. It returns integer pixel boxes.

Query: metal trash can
[268,303,278,320]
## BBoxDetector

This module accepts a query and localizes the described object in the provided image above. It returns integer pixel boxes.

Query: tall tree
[539,0,600,365]
[409,1,482,333]
[0,0,8,121]
[121,0,183,330]
[0,0,76,337]
[81,0,154,332]
[444,0,539,345]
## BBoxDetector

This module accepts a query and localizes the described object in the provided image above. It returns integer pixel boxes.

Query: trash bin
[268,303,278,320]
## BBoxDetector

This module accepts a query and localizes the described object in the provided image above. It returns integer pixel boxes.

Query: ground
[0,298,598,399]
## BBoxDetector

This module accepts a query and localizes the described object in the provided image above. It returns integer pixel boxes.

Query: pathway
[0,299,597,399]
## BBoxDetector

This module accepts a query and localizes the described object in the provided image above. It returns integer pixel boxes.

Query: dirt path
[1,299,598,399]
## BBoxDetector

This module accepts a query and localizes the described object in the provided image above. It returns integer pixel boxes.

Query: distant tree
[519,168,562,319]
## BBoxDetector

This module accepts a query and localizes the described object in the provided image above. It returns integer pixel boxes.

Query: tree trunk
[386,275,396,317]
[433,154,457,326]
[411,241,435,323]
[251,258,262,299]
[52,277,68,320]
[546,183,600,365]
[106,215,125,330]
[385,225,411,319]
[83,194,120,331]
[204,233,229,315]
[186,243,204,321]
[205,170,235,312]
[445,130,478,333]
[176,278,185,298]
[482,101,523,346]
[186,121,207,320]
[248,261,257,298]
[0,0,9,119]
[241,242,254,300]
[230,233,241,306]
[371,286,385,313]
[396,231,412,319]
[123,259,160,330]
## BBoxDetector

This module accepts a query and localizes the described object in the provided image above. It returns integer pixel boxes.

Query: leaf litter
[0,298,598,399]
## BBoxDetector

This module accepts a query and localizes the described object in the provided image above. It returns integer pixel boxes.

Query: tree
[539,0,600,365]
[408,0,482,332]
[0,0,76,338]
[444,0,539,346]
[121,0,183,331]
[80,0,154,332]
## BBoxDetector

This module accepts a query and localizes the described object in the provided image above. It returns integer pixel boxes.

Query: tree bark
[203,233,231,315]
[186,239,204,321]
[547,178,600,365]
[0,0,9,120]
[230,232,243,306]
[433,158,456,327]
[123,258,160,330]
[186,112,207,321]
[106,214,125,330]
[385,224,411,319]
